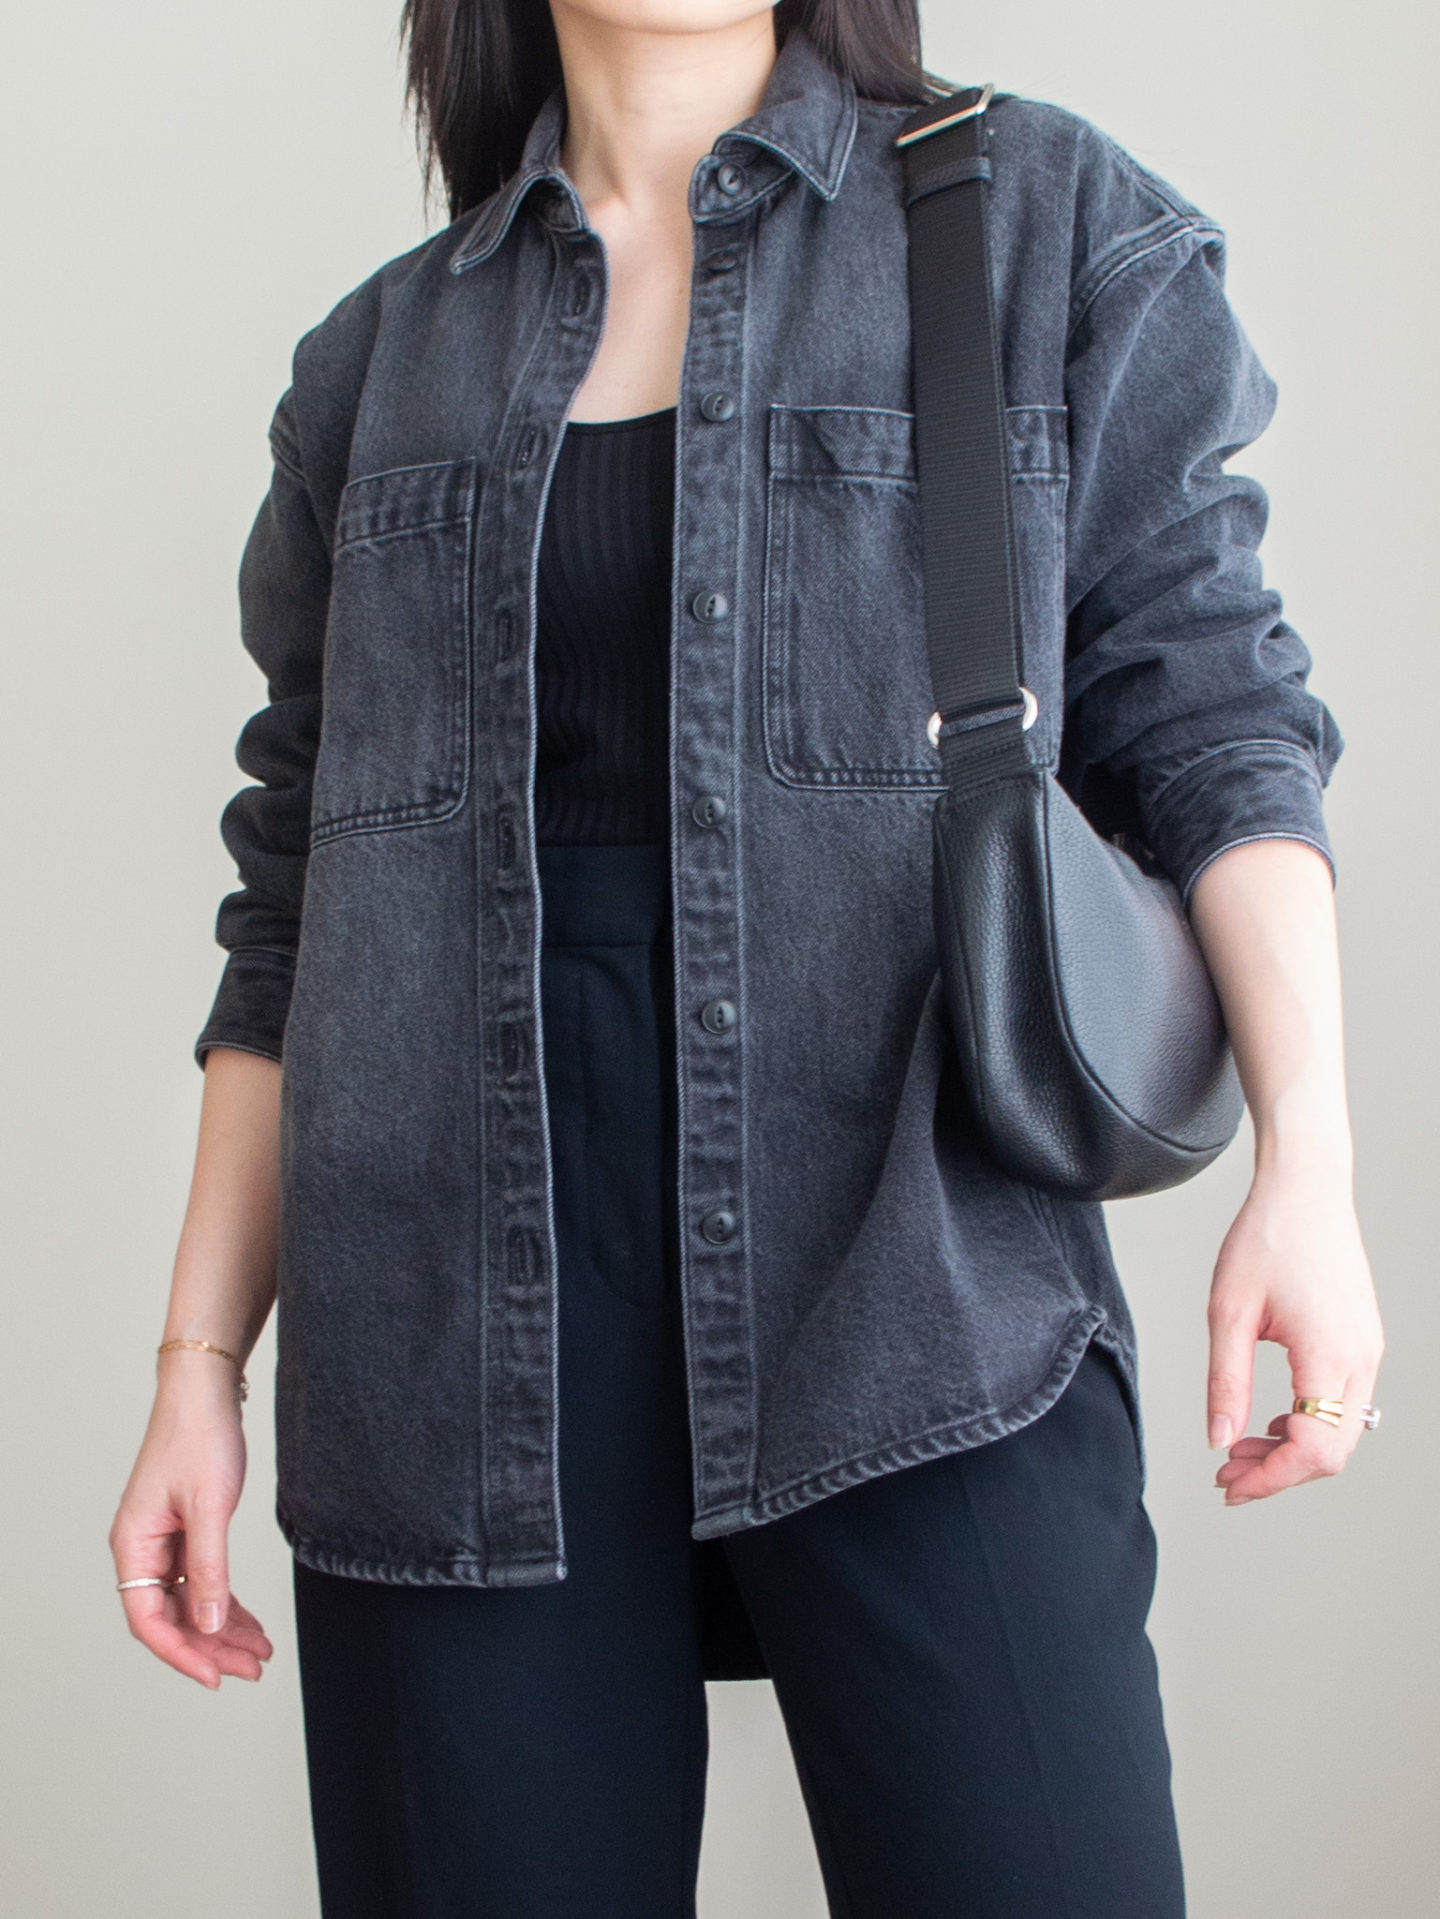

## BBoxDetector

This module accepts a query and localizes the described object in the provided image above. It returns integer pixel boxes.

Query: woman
[110,2,1383,1913]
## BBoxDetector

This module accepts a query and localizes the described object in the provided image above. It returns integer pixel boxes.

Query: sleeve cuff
[194,948,296,1068]
[1140,739,1336,907]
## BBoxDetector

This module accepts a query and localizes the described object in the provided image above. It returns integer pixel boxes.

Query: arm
[1189,840,1382,1499]
[110,1048,281,1684]
[112,385,329,1681]
[1058,146,1376,1493]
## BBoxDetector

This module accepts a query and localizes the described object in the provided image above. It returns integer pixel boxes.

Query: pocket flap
[767,406,916,482]
[336,459,478,549]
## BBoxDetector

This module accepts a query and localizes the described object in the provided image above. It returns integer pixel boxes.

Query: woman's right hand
[109,1350,274,1688]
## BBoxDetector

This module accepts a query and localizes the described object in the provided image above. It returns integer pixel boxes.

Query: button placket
[472,212,612,1575]
[671,212,757,1520]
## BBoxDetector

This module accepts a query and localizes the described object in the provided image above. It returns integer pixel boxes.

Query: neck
[551,5,779,218]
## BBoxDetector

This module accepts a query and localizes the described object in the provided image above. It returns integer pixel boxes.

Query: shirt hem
[277,1503,567,1588]
[691,1302,1114,1538]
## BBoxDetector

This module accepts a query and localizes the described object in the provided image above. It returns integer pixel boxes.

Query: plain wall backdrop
[2,3,1435,1913]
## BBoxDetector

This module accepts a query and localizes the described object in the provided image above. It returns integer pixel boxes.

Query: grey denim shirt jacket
[196,26,1342,1602]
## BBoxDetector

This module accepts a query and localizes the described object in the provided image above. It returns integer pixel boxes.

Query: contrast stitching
[334,513,463,551]
[1145,736,1317,812]
[739,1306,1104,1514]
[1068,220,1222,343]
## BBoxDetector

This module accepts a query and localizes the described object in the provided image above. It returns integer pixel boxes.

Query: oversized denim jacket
[195,26,1342,1595]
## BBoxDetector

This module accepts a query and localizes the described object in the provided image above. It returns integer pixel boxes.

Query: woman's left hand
[1207,1159,1384,1503]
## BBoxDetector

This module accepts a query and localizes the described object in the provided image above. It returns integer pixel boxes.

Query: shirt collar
[449,25,858,273]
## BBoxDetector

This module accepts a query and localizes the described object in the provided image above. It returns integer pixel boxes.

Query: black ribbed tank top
[533,405,677,846]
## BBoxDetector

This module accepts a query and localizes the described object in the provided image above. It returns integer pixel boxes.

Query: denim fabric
[195,25,1342,1586]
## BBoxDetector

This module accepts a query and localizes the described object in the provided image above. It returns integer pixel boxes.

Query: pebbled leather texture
[933,768,1244,1199]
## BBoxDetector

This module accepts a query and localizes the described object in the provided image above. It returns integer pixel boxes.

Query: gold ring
[1292,1396,1344,1427]
[116,1574,187,1593]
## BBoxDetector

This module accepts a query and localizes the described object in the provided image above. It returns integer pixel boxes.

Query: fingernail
[1209,1416,1233,1450]
[198,1602,221,1634]
[1226,1494,1254,1507]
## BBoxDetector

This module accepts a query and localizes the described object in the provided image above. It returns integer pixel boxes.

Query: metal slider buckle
[894,82,996,150]
[927,686,1037,749]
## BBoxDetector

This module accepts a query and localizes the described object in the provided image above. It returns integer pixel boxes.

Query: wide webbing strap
[898,87,1031,786]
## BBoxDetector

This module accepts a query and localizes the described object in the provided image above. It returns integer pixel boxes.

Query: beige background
[2,2,1434,1912]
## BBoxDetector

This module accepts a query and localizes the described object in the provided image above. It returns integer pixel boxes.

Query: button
[495,811,518,870]
[505,1224,542,1286]
[691,793,728,829]
[699,1208,737,1244]
[500,1022,529,1078]
[691,589,730,623]
[706,249,739,272]
[700,998,737,1034]
[700,390,736,423]
[715,162,746,197]
[541,185,581,231]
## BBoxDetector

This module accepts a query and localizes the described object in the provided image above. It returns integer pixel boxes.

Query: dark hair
[401,1,938,222]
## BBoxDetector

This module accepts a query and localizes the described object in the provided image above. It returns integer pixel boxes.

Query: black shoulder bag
[897,85,1245,1200]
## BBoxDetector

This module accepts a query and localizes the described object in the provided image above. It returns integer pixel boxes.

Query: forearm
[1187,837,1381,1490]
[158,1047,282,1396]
[1188,838,1351,1184]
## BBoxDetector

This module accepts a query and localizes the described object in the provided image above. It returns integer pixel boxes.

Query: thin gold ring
[1292,1396,1345,1428]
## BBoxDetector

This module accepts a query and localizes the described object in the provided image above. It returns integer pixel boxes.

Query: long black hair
[400,1,938,222]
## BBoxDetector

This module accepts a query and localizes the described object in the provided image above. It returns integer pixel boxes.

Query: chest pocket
[760,403,1068,789]
[311,458,477,845]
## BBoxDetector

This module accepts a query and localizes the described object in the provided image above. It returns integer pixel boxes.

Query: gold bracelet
[157,1339,249,1403]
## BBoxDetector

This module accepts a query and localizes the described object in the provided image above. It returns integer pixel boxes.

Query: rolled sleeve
[194,388,329,1067]
[1060,186,1343,901]
[194,948,297,1066]
[1137,738,1334,906]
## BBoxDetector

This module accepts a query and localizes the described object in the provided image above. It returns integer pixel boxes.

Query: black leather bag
[898,85,1245,1200]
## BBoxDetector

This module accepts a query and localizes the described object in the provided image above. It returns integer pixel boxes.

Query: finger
[206,1640,266,1682]
[112,1514,235,1687]
[180,1496,233,1638]
[119,1578,266,1685]
[1349,1352,1384,1449]
[1221,1360,1351,1503]
[222,1597,274,1657]
[1214,1439,1280,1485]
[1206,1295,1258,1452]
[1222,1436,1278,1461]
[121,1588,224,1688]
[219,1619,275,1660]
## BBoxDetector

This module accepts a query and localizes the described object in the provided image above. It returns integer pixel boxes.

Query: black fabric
[533,408,677,845]
[292,840,1185,1919]
[900,91,1030,786]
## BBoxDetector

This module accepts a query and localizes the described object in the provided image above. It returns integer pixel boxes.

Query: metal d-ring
[927,686,1037,750]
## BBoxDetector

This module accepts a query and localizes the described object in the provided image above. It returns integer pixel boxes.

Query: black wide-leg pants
[293,841,1186,1919]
